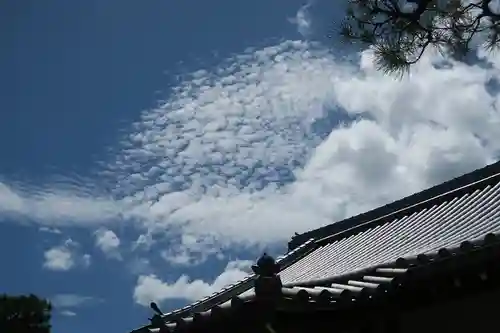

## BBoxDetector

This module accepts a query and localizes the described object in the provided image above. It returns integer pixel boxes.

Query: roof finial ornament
[150,302,164,316]
[253,252,282,298]
[149,302,169,333]
[252,252,280,277]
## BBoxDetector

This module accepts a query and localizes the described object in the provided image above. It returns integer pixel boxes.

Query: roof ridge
[289,160,500,250]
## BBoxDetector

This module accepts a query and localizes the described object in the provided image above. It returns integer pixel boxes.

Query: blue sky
[2,1,500,333]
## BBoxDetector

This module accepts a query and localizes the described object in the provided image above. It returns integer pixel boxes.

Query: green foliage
[338,0,500,76]
[0,294,52,333]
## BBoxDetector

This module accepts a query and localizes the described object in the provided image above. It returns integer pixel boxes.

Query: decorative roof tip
[252,253,280,277]
[149,302,169,333]
[253,253,283,299]
[150,302,163,316]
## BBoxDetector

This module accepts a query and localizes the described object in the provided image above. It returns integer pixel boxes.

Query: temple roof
[280,163,500,285]
[130,160,500,333]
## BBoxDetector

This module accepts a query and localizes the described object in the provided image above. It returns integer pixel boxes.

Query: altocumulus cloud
[1,38,500,276]
[110,41,499,255]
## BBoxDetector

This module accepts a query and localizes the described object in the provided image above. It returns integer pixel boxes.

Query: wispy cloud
[51,294,102,317]
[288,1,314,37]
[43,239,91,271]
[39,226,61,234]
[51,294,95,308]
[60,310,77,317]
[0,180,120,225]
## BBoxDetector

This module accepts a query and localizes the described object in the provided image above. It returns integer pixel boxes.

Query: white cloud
[108,40,498,258]
[288,1,313,37]
[225,259,253,273]
[43,247,74,271]
[81,254,92,268]
[51,294,102,314]
[131,233,154,251]
[133,260,252,305]
[43,239,91,271]
[60,310,77,317]
[94,228,122,260]
[160,234,224,266]
[52,294,94,308]
[2,36,500,265]
[0,180,120,226]
[39,226,61,234]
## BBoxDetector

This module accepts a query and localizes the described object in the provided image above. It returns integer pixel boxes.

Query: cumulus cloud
[94,228,122,260]
[133,259,253,305]
[43,247,74,271]
[43,239,91,271]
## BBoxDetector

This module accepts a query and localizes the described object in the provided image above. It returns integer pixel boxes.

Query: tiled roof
[280,163,500,285]
[142,232,500,333]
[277,232,498,306]
[131,161,500,333]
